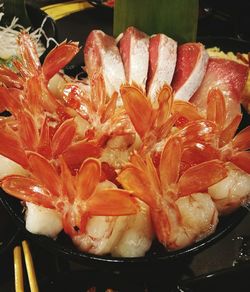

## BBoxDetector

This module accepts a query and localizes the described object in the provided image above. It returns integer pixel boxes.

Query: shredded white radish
[0,4,58,60]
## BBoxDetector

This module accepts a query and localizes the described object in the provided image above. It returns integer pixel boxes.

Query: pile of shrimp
[0,27,249,258]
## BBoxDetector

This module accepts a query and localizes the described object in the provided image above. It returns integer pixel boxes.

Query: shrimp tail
[120,84,154,139]
[0,87,23,114]
[206,88,226,131]
[17,31,41,77]
[0,126,28,168]
[232,126,250,151]
[62,141,101,171]
[219,114,242,147]
[230,152,250,174]
[51,118,76,158]
[0,66,24,89]
[1,175,54,209]
[42,40,80,81]
[178,159,228,196]
[173,100,202,128]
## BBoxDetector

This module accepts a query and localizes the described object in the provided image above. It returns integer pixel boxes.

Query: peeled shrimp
[73,180,153,257]
[25,202,63,239]
[118,136,223,250]
[112,200,153,257]
[72,180,129,255]
[100,134,139,169]
[175,192,218,247]
[208,163,250,215]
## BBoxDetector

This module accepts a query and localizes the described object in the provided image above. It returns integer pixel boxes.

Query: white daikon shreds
[0,3,58,60]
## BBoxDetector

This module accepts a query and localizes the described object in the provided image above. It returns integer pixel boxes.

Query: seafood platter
[0,22,249,268]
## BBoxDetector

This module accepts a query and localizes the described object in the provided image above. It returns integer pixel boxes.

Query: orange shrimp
[0,110,100,175]
[120,83,179,153]
[120,83,220,155]
[197,89,250,214]
[208,162,250,215]
[0,31,80,119]
[0,32,103,174]
[1,153,138,237]
[62,73,134,144]
[61,74,138,177]
[171,88,250,174]
[173,89,250,214]
[117,136,226,250]
[204,88,250,173]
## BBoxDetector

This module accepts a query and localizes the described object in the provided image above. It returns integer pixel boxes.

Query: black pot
[0,11,250,271]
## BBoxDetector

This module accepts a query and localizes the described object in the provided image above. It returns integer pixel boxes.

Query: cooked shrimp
[120,84,179,154]
[112,200,153,257]
[25,202,63,239]
[175,193,218,245]
[0,27,249,257]
[0,32,80,119]
[100,134,138,169]
[173,88,250,175]
[204,88,250,174]
[118,136,224,250]
[72,180,129,255]
[208,163,250,215]
[62,73,134,144]
[1,154,138,247]
[73,181,153,257]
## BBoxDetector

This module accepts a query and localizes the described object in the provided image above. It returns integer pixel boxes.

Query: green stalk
[113,0,199,43]
[3,0,31,27]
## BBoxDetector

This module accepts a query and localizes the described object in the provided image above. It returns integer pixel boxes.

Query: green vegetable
[113,0,199,43]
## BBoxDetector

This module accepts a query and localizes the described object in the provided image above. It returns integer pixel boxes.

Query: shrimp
[25,202,63,239]
[120,83,179,154]
[0,32,91,175]
[172,89,250,214]
[72,180,130,255]
[100,133,138,170]
[0,112,78,170]
[73,179,153,257]
[117,136,225,250]
[61,74,139,177]
[203,88,250,174]
[112,200,153,257]
[0,32,80,120]
[120,83,220,156]
[190,56,249,126]
[0,27,249,257]
[62,73,134,144]
[1,153,138,244]
[171,88,250,175]
[208,163,250,215]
